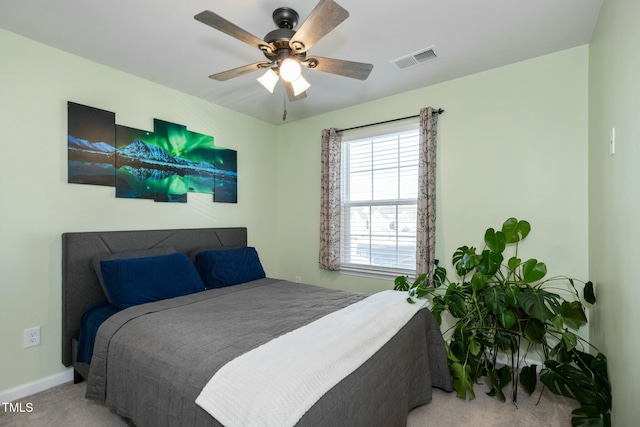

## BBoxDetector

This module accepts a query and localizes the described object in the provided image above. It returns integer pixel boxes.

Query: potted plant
[394,218,611,427]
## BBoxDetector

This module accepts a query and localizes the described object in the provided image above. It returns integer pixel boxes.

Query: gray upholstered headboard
[61,227,248,367]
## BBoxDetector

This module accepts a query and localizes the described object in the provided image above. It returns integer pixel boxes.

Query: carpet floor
[0,380,578,426]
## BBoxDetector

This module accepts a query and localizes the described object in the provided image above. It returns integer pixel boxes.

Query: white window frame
[339,123,419,278]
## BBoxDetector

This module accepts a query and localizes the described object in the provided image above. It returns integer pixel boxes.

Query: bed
[62,227,452,427]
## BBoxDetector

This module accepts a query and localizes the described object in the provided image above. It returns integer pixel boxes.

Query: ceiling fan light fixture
[280,58,301,82]
[291,74,311,96]
[257,68,279,93]
[196,1,373,105]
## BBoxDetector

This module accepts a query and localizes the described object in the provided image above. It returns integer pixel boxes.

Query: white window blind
[340,125,419,276]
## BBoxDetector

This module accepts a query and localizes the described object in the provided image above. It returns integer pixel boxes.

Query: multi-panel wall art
[67,102,237,203]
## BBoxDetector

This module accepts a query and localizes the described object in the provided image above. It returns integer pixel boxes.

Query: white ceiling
[0,0,602,125]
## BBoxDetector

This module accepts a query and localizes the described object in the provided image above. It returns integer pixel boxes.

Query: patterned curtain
[416,107,439,278]
[319,128,342,270]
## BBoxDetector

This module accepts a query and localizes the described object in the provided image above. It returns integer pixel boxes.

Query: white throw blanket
[195,290,428,427]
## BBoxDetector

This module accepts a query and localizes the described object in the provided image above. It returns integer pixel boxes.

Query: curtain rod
[336,108,444,133]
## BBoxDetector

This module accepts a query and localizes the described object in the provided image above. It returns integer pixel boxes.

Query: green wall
[276,46,590,305]
[0,29,279,392]
[588,0,640,424]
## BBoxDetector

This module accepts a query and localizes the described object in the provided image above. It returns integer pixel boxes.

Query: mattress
[86,278,452,427]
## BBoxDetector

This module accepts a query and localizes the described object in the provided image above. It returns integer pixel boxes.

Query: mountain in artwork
[68,136,225,179]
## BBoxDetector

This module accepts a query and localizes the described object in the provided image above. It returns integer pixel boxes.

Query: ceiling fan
[194,0,373,102]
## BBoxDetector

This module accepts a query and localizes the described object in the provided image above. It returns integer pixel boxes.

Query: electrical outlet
[24,326,41,348]
[294,276,302,283]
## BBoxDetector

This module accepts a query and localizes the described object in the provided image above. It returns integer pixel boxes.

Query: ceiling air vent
[390,46,439,71]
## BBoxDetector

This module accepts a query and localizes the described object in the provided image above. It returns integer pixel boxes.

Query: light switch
[610,127,616,156]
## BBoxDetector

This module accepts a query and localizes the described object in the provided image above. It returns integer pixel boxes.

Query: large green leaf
[505,285,521,307]
[449,329,470,363]
[486,371,503,400]
[394,275,410,291]
[507,256,522,272]
[444,341,460,363]
[433,265,447,288]
[540,360,597,405]
[484,228,506,253]
[499,309,517,329]
[502,218,531,243]
[431,303,443,325]
[469,336,481,356]
[588,352,609,380]
[561,301,588,330]
[471,272,488,292]
[484,288,508,315]
[524,318,546,343]
[520,365,538,396]
[517,289,558,322]
[453,246,480,276]
[570,351,612,412]
[478,249,503,276]
[431,295,445,325]
[550,340,573,364]
[571,405,611,427]
[448,292,468,318]
[413,273,429,288]
[494,331,517,352]
[584,281,596,304]
[561,331,578,352]
[486,365,512,401]
[552,314,564,332]
[444,282,457,302]
[521,258,547,283]
[451,362,476,400]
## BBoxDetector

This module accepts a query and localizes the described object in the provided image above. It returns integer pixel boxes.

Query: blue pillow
[195,247,266,288]
[91,247,177,303]
[100,253,205,309]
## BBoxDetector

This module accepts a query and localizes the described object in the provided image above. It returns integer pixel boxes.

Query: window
[340,124,419,276]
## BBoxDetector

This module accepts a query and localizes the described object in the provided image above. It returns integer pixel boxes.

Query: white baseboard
[0,369,74,403]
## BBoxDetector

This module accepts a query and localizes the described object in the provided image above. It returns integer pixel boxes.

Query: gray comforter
[87,278,452,427]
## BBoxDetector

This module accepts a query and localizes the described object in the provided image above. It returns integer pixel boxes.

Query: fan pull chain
[282,90,288,121]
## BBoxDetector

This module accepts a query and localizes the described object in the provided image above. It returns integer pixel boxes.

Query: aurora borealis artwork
[67,101,237,203]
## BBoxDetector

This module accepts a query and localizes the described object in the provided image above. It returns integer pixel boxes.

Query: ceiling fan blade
[304,56,373,80]
[285,82,308,102]
[289,0,349,54]
[195,10,274,54]
[209,62,272,81]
